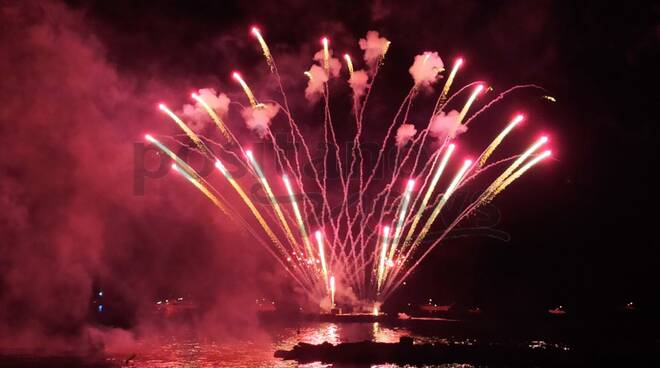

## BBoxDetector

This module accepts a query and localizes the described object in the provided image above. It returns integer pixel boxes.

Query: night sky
[1,0,658,348]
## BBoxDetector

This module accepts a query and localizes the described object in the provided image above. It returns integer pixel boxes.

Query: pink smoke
[395,123,417,147]
[409,51,444,87]
[0,0,285,353]
[429,110,467,139]
[348,69,369,98]
[304,47,341,102]
[358,30,390,73]
[241,103,280,137]
[181,88,230,132]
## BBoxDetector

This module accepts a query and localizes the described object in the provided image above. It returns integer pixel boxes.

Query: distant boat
[468,307,482,315]
[548,305,566,315]
[419,302,455,313]
[154,297,198,317]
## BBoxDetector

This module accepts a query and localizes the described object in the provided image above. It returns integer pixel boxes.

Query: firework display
[146,28,553,310]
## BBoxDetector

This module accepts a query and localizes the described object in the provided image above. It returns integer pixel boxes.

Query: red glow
[144,134,152,140]
[158,103,166,110]
[191,92,199,99]
[232,72,241,80]
[321,37,328,45]
[407,179,416,190]
[455,58,464,67]
[251,26,260,35]
[474,85,485,94]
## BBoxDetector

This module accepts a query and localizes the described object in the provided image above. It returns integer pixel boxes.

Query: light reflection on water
[117,322,419,367]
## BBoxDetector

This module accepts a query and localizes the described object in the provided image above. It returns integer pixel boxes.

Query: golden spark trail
[437,58,463,107]
[145,134,198,179]
[191,93,231,141]
[383,41,391,57]
[246,151,300,251]
[343,54,354,76]
[387,179,415,264]
[482,137,549,204]
[330,275,336,307]
[410,159,473,254]
[457,84,484,124]
[377,225,391,292]
[490,150,552,199]
[283,174,314,259]
[401,144,455,252]
[158,104,207,153]
[232,72,260,108]
[489,136,549,195]
[215,160,286,253]
[478,114,524,167]
[171,164,232,217]
[322,37,330,74]
[315,230,329,289]
[251,27,274,71]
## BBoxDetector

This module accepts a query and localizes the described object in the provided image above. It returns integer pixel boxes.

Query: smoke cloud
[409,51,444,87]
[348,69,369,98]
[358,30,390,73]
[304,48,341,102]
[395,123,417,147]
[429,110,467,139]
[0,0,284,353]
[180,88,230,133]
[241,103,280,138]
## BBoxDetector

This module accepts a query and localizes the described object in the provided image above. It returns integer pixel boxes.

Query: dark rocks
[274,337,573,367]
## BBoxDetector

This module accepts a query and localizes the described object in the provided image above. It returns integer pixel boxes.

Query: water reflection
[121,322,411,367]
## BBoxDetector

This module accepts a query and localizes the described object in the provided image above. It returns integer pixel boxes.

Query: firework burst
[146,27,554,310]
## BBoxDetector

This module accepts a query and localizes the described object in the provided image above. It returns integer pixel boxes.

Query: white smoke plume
[395,123,417,147]
[429,110,467,139]
[358,30,390,73]
[304,48,341,102]
[180,88,230,132]
[348,69,369,98]
[408,51,444,88]
[241,103,280,138]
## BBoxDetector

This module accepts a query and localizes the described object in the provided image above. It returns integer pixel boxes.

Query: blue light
[97,304,103,312]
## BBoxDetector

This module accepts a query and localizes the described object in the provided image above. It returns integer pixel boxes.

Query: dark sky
[0,0,658,348]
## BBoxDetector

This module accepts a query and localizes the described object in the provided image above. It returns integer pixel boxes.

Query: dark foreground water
[2,317,659,367]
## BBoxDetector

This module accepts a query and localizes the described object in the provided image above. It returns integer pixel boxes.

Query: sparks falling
[329,275,336,307]
[321,37,330,73]
[438,58,463,105]
[251,26,274,71]
[232,72,260,108]
[344,54,354,76]
[457,84,484,124]
[145,27,555,310]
